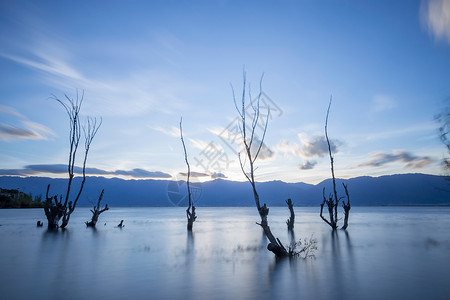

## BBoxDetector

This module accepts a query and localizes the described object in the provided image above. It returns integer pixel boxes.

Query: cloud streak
[421,0,450,44]
[0,105,55,141]
[0,164,172,179]
[359,150,434,169]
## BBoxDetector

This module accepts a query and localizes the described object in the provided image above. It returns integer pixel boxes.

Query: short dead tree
[44,91,101,229]
[180,117,196,231]
[320,97,351,230]
[86,189,109,227]
[286,198,295,231]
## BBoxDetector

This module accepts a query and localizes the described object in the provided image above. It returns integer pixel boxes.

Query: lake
[0,207,449,300]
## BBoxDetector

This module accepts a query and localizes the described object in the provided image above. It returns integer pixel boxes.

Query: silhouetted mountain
[0,173,448,207]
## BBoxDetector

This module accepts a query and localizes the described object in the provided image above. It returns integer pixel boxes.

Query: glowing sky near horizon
[0,0,449,184]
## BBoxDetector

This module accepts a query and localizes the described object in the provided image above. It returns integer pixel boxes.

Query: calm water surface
[0,207,449,300]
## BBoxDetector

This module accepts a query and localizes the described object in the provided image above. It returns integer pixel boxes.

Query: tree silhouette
[180,117,196,231]
[44,91,101,229]
[320,97,350,230]
[436,99,450,179]
[85,189,109,227]
[232,72,288,257]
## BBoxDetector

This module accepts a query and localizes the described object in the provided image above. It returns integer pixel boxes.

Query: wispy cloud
[0,105,25,118]
[178,171,210,177]
[371,95,397,113]
[0,51,84,81]
[0,29,200,118]
[152,126,180,137]
[0,105,55,141]
[0,164,172,179]
[359,150,434,169]
[421,0,450,44]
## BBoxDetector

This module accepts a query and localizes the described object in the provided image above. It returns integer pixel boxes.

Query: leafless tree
[286,198,295,231]
[85,189,109,227]
[44,91,102,229]
[232,72,288,257]
[180,117,196,231]
[436,99,450,178]
[320,97,350,230]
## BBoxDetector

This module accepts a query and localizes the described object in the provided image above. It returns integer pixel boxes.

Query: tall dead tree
[232,73,288,258]
[320,97,350,230]
[44,91,101,229]
[436,99,450,178]
[85,189,108,227]
[180,117,196,231]
[286,198,295,231]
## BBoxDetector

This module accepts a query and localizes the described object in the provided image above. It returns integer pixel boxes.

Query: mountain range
[0,173,448,207]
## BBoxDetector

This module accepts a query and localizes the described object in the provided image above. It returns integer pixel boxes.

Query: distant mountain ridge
[0,173,448,207]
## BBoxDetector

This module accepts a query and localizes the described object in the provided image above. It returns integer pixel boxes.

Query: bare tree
[44,91,102,229]
[320,97,350,230]
[180,117,196,231]
[232,73,288,257]
[436,99,450,178]
[286,198,295,231]
[85,189,109,227]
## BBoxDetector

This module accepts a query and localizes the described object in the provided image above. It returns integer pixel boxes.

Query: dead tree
[286,198,295,231]
[44,91,101,229]
[341,183,350,230]
[180,117,196,231]
[86,189,108,227]
[320,97,350,230]
[232,72,288,258]
[437,99,450,179]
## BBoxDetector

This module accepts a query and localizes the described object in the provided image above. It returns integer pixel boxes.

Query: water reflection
[1,207,450,300]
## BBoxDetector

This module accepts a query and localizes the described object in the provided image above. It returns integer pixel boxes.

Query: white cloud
[421,0,450,44]
[152,126,180,137]
[371,95,397,113]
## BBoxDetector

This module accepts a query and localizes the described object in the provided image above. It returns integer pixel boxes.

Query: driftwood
[320,97,350,230]
[180,118,197,231]
[86,189,108,227]
[117,220,124,228]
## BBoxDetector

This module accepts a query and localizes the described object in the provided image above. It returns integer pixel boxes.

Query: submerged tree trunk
[86,189,108,227]
[43,184,65,229]
[286,198,295,231]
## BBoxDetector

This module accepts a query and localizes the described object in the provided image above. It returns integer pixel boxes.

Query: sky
[0,0,449,184]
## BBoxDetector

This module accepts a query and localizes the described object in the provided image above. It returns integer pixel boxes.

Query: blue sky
[0,0,449,184]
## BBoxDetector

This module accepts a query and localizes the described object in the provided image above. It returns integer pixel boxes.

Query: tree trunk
[86,189,108,228]
[286,198,295,230]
